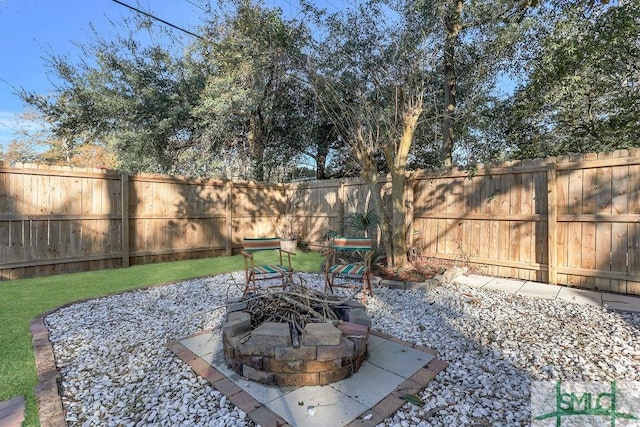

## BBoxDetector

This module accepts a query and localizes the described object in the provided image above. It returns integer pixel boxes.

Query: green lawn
[0,251,322,426]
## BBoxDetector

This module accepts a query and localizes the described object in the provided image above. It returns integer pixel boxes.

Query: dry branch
[238,282,360,329]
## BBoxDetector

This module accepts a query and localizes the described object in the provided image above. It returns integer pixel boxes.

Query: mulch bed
[372,257,464,282]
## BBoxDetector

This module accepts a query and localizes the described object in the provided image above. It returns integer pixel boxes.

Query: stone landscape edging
[31,313,67,427]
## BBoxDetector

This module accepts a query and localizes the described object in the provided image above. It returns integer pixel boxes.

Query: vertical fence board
[546,161,557,284]
[581,162,597,279]
[567,164,583,286]
[497,174,511,276]
[629,224,640,294]
[595,156,613,291]
[477,176,490,261]
[521,172,533,279]
[555,166,569,285]
[611,163,629,293]
[534,170,547,282]
[485,175,498,276]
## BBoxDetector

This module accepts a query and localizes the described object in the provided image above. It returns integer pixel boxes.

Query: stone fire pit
[222,296,372,387]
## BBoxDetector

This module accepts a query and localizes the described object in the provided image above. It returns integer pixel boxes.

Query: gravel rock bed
[45,273,640,426]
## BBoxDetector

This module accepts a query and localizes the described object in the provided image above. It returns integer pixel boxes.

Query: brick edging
[28,279,206,427]
[168,329,448,427]
[31,315,67,427]
[0,395,26,426]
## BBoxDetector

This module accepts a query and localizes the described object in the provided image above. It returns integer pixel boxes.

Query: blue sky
[0,0,345,148]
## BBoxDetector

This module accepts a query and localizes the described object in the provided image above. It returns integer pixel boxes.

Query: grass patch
[0,251,322,426]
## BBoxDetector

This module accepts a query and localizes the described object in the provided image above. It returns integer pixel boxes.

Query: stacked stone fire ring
[221,294,372,387]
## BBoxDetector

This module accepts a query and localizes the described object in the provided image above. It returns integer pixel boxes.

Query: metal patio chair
[323,237,373,296]
[241,237,295,295]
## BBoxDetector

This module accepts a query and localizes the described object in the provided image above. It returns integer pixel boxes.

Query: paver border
[31,314,66,427]
[0,395,26,427]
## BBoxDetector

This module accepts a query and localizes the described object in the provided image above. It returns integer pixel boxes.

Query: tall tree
[310,0,434,268]
[503,0,640,158]
[20,23,205,174]
[193,0,310,181]
[406,0,530,165]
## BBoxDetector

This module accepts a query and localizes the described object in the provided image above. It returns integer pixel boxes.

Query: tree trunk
[441,0,463,167]
[248,114,266,181]
[364,170,391,267]
[390,172,408,269]
[315,122,334,180]
[315,139,329,180]
[387,102,422,270]
[353,126,393,268]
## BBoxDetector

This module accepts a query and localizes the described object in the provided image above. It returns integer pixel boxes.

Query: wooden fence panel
[229,181,282,246]
[548,151,640,293]
[0,165,123,279]
[414,162,548,282]
[128,175,229,263]
[290,180,343,245]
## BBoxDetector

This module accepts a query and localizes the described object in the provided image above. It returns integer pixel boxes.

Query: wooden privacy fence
[412,150,640,295]
[0,163,289,279]
[1,150,639,296]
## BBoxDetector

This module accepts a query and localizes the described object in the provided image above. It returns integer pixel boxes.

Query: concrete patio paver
[481,278,526,293]
[556,287,603,307]
[516,281,562,300]
[601,295,640,313]
[180,332,220,358]
[452,275,640,313]
[451,274,494,289]
[266,383,369,427]
[329,362,405,408]
[365,340,434,378]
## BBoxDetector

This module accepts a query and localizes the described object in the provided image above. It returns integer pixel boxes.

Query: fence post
[547,159,557,285]
[121,174,130,268]
[225,181,233,256]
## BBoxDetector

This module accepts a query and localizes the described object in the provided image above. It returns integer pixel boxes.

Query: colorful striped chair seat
[252,264,291,275]
[324,237,373,297]
[329,263,366,275]
[241,237,295,295]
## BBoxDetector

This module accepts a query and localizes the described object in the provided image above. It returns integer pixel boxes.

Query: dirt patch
[372,257,467,282]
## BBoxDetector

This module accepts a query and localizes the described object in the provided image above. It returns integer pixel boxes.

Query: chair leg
[286,271,294,287]
[244,271,256,295]
[363,273,372,296]
[324,273,334,294]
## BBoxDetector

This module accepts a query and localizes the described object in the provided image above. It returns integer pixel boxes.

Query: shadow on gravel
[366,285,640,425]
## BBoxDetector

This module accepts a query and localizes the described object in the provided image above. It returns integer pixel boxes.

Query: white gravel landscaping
[45,272,640,426]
